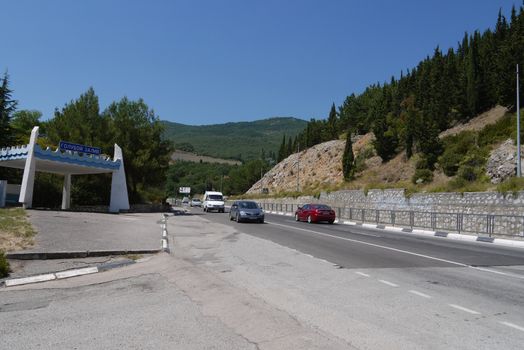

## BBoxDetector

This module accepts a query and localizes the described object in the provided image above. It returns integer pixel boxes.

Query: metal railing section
[259,202,524,238]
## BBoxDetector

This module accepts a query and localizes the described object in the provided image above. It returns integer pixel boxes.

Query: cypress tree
[342,130,355,181]
[0,72,18,147]
[327,103,338,139]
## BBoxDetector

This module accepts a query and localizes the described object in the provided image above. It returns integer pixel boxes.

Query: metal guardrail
[258,202,524,239]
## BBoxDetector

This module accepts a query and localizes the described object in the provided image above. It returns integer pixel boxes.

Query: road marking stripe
[470,266,524,280]
[449,304,480,315]
[355,272,370,277]
[409,290,432,299]
[379,279,398,287]
[499,321,524,332]
[267,221,469,267]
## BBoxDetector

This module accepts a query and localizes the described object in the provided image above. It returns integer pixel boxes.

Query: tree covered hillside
[162,117,307,161]
[292,6,524,176]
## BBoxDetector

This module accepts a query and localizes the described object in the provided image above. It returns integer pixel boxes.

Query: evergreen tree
[342,130,355,181]
[286,136,293,157]
[0,72,18,147]
[277,134,286,162]
[327,103,338,139]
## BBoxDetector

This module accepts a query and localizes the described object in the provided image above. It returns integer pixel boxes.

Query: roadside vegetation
[0,208,36,252]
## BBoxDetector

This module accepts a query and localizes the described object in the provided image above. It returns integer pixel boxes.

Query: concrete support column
[110,144,130,213]
[19,126,39,209]
[61,174,71,210]
[0,180,6,208]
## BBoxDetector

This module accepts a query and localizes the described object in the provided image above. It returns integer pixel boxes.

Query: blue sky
[3,0,520,125]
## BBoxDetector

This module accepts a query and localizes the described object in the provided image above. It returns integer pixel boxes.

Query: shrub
[0,251,10,278]
[497,177,524,195]
[412,169,433,184]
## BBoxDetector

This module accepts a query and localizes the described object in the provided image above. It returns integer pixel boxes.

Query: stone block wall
[254,189,524,238]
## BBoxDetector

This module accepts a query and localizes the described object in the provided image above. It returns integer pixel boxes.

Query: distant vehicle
[203,191,225,213]
[229,200,264,223]
[182,196,190,205]
[190,198,202,207]
[295,204,335,224]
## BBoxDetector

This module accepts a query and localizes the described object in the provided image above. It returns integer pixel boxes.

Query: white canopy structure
[0,126,129,213]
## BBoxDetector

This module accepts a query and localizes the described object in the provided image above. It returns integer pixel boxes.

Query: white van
[203,191,225,213]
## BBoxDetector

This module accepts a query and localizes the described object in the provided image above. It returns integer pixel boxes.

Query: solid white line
[55,267,98,279]
[267,221,469,267]
[470,266,524,280]
[379,279,398,287]
[355,272,370,277]
[449,304,480,315]
[409,290,432,299]
[499,321,524,332]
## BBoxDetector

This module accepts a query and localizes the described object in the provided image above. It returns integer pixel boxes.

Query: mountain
[161,117,307,161]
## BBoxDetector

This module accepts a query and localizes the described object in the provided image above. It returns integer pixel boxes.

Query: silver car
[229,200,264,223]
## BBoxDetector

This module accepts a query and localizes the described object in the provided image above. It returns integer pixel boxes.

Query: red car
[295,204,336,224]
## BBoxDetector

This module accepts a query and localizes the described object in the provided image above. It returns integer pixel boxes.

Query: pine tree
[342,130,355,181]
[0,72,18,147]
[286,136,293,157]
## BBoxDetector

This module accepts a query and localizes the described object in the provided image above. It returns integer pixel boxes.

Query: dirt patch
[439,105,508,139]
[171,150,241,165]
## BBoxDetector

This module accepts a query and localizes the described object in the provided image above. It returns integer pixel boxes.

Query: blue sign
[59,141,101,155]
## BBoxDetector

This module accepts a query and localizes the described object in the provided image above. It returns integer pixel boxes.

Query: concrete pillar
[61,174,71,210]
[109,144,130,213]
[19,126,39,209]
[0,180,6,208]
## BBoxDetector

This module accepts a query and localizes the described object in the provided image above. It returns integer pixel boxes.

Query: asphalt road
[193,208,524,348]
[3,208,524,349]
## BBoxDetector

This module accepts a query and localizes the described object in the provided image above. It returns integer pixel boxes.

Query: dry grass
[0,208,36,252]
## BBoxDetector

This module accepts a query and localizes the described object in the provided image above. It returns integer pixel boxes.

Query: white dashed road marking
[499,321,524,332]
[409,290,432,299]
[378,280,398,287]
[449,304,481,315]
[355,272,370,277]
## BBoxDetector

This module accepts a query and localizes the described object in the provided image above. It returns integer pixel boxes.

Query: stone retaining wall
[254,189,524,238]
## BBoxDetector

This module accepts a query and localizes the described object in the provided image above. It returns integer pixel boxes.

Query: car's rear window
[313,204,331,210]
[239,201,258,209]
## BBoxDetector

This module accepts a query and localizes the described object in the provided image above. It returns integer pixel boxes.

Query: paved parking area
[17,210,164,253]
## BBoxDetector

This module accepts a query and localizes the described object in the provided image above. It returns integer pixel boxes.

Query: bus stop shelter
[0,126,129,213]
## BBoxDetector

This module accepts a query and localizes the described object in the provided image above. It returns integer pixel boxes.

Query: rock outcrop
[486,139,522,184]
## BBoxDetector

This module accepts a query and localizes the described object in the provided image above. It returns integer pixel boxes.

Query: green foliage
[0,251,9,278]
[103,97,172,202]
[496,177,524,195]
[342,132,355,181]
[162,117,307,161]
[295,6,524,169]
[412,169,434,184]
[10,110,42,144]
[354,145,374,173]
[478,112,521,146]
[174,142,195,152]
[39,88,172,205]
[0,72,18,147]
[439,131,478,176]
[166,158,270,197]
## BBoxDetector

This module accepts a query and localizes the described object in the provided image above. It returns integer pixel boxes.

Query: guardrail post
[375,210,379,224]
[458,213,463,234]
[361,209,365,223]
[349,207,353,220]
[391,211,395,226]
[410,211,414,229]
[337,207,341,220]
[431,212,436,230]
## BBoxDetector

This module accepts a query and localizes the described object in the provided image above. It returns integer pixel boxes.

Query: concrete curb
[266,211,524,249]
[6,249,161,260]
[2,259,141,288]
